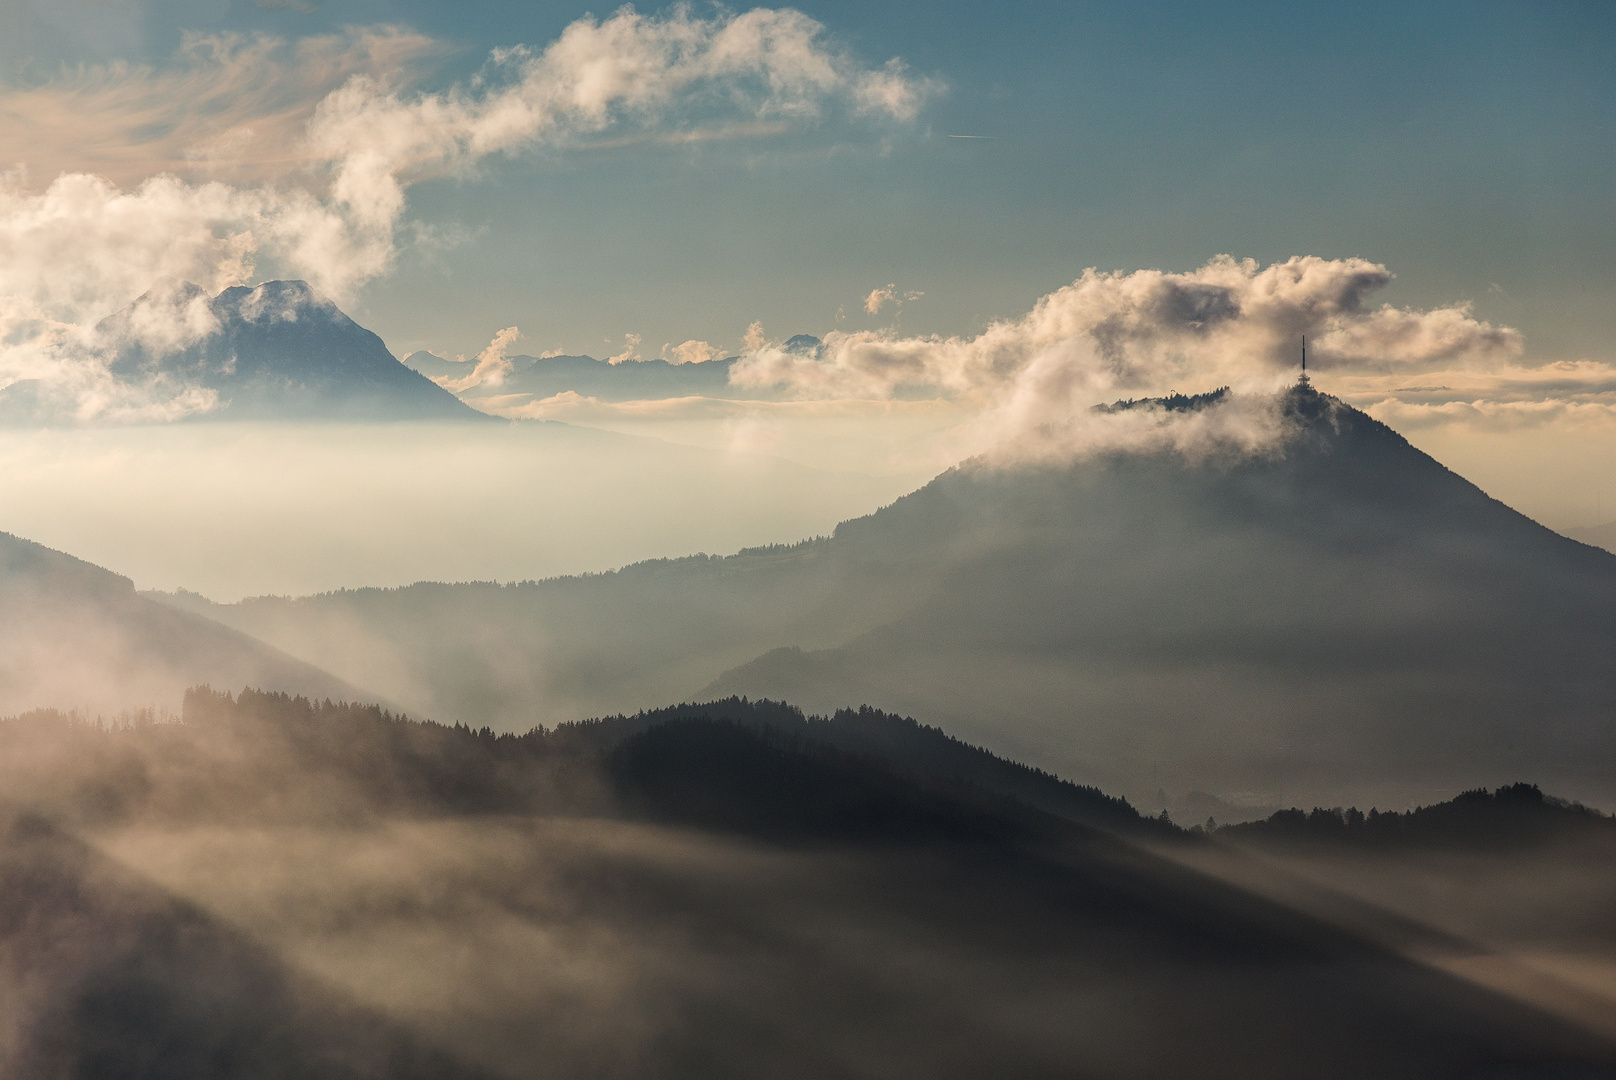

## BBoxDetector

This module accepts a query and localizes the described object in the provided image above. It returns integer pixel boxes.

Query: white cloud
[465,389,970,475]
[663,339,718,364]
[734,255,1524,457]
[0,170,382,320]
[863,283,923,316]
[607,333,643,365]
[1365,396,1616,433]
[435,326,521,393]
[299,6,937,280]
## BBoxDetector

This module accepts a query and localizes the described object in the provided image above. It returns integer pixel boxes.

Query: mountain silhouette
[154,384,1616,809]
[0,530,365,715]
[710,383,1616,804]
[1222,782,1616,851]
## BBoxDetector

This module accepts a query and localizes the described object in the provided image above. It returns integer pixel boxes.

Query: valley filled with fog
[0,422,927,600]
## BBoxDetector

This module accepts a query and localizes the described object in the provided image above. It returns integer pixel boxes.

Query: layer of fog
[1377,416,1616,535]
[1169,834,1616,1044]
[93,816,1596,1079]
[0,422,927,600]
[0,694,1595,1079]
[479,393,976,477]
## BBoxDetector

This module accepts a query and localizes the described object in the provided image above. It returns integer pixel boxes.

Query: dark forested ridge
[5,689,1168,842]
[561,698,1173,840]
[162,384,1616,811]
[18,690,1603,853]
[3,689,1616,1078]
[1222,783,1616,850]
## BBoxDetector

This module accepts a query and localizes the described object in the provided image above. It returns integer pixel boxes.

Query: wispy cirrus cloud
[0,28,441,188]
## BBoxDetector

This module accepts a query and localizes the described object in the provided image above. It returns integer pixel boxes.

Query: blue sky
[4,0,1609,364]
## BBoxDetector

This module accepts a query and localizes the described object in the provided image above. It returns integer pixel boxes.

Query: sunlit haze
[3,2,1616,1076]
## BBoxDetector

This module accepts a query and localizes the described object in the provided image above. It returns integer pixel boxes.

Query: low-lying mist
[1179,803,1616,1046]
[6,692,1615,1078]
[0,421,925,600]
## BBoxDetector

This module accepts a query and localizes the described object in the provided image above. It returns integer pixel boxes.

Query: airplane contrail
[947,134,992,139]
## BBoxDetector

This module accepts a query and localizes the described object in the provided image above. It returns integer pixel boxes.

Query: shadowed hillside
[1565,520,1616,555]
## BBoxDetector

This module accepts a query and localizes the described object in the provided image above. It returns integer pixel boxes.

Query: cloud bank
[734,255,1529,457]
[0,6,935,421]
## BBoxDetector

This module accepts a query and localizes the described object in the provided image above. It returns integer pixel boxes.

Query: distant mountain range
[0,281,489,424]
[153,383,1616,811]
[0,529,364,715]
[403,334,823,403]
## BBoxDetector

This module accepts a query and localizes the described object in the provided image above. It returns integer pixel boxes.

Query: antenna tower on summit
[1299,335,1310,387]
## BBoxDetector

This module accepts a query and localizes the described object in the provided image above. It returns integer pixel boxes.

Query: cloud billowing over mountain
[0,280,482,423]
[733,255,1524,460]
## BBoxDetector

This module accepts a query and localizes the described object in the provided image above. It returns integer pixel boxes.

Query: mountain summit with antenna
[1298,335,1311,387]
